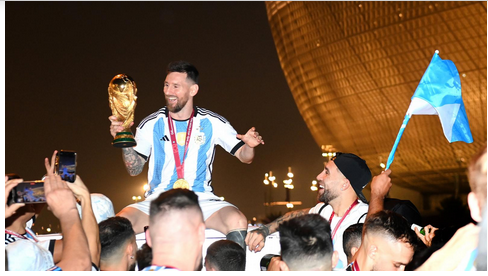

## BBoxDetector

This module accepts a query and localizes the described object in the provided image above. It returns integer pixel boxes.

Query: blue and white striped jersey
[134,106,244,197]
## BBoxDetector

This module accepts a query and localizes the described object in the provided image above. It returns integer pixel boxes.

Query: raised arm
[44,154,91,271]
[362,169,392,239]
[67,175,100,267]
[245,207,311,252]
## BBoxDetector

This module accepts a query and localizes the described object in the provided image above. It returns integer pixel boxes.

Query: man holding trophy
[108,61,264,249]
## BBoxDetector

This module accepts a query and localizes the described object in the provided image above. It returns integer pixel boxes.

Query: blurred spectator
[5,153,92,270]
[205,240,245,271]
[476,208,486,271]
[98,216,137,271]
[143,189,206,271]
[268,214,338,271]
[383,198,422,226]
[76,193,115,224]
[416,146,486,271]
[348,210,418,271]
[467,145,487,222]
[343,223,363,265]
[136,243,152,271]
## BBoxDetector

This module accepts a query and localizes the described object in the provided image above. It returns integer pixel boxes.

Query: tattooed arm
[109,116,146,176]
[245,207,311,252]
[122,148,146,176]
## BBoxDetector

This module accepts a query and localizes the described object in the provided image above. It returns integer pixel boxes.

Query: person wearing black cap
[245,152,392,270]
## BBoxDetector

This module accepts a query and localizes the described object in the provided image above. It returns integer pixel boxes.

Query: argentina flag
[386,51,473,169]
[406,50,473,143]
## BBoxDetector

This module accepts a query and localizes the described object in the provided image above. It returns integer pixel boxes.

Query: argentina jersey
[134,106,245,198]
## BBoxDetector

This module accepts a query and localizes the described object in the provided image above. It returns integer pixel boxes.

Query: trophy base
[112,131,137,148]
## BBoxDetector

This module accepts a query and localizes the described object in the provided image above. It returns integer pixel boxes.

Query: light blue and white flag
[386,51,473,169]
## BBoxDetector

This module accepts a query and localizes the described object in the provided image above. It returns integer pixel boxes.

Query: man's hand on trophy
[109,115,134,138]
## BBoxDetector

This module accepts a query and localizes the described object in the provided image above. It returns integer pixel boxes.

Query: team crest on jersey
[194,132,206,145]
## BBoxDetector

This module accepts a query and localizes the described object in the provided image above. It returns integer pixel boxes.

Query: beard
[318,186,339,205]
[166,96,189,113]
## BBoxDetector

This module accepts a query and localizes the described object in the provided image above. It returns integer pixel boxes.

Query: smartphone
[55,150,77,183]
[8,180,46,205]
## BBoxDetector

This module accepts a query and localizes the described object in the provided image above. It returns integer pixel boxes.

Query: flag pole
[385,114,411,170]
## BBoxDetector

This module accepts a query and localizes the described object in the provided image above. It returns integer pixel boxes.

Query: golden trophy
[108,74,138,148]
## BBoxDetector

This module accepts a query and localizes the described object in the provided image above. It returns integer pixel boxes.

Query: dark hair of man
[136,243,152,271]
[343,223,363,261]
[205,240,245,271]
[364,210,418,251]
[149,188,202,223]
[278,214,334,270]
[98,216,135,261]
[167,60,199,85]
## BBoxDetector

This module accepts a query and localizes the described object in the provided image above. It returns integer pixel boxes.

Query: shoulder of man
[137,107,167,129]
[6,239,55,271]
[196,106,230,124]
[309,202,332,216]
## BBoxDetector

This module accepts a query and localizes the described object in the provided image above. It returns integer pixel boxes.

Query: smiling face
[163,72,197,114]
[316,160,346,205]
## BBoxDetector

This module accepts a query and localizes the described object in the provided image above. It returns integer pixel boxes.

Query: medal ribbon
[5,229,39,243]
[352,260,360,271]
[329,199,359,240]
[168,110,194,180]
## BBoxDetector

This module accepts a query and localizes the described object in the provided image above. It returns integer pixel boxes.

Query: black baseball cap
[333,153,372,203]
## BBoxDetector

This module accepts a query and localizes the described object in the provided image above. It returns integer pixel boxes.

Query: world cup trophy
[108,74,138,148]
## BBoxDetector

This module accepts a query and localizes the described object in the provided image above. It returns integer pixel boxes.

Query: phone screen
[56,150,77,183]
[10,181,46,204]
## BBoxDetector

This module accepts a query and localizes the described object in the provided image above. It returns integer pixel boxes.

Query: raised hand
[236,127,265,148]
[109,115,134,138]
[5,176,25,218]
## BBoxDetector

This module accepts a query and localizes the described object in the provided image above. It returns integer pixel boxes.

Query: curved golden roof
[266,1,487,195]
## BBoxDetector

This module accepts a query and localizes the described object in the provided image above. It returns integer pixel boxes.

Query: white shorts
[127,191,237,221]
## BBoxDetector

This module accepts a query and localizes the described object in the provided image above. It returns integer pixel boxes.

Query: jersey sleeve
[133,120,153,158]
[214,118,244,156]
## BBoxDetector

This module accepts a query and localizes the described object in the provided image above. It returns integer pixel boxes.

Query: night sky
[5,2,325,231]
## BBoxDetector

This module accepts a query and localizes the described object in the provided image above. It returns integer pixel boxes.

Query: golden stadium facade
[266,1,487,200]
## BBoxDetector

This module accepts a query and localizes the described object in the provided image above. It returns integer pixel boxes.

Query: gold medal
[173,179,190,189]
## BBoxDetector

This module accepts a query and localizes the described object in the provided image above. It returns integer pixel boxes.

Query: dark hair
[99,216,135,260]
[205,240,246,271]
[167,60,199,84]
[364,210,418,251]
[149,188,202,223]
[278,214,334,270]
[343,223,363,261]
[136,243,153,271]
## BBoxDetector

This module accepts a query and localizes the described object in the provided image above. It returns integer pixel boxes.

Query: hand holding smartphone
[8,180,46,205]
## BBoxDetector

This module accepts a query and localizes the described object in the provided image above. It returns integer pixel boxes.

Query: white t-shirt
[134,106,244,197]
[309,200,369,270]
[5,229,57,271]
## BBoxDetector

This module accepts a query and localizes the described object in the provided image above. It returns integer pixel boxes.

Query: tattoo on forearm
[122,148,145,175]
[267,209,308,233]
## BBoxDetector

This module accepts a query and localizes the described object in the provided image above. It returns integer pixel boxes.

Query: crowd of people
[5,60,487,271]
